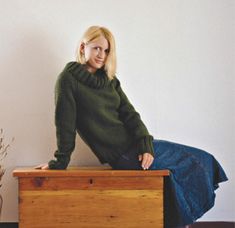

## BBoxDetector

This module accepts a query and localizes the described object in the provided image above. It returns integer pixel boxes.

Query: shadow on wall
[70,135,105,167]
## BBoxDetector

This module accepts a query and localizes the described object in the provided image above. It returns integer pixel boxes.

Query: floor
[0,221,234,228]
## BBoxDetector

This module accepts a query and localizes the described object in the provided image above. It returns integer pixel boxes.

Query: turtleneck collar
[64,61,113,89]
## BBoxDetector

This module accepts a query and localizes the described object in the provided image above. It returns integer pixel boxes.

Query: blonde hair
[76,26,117,80]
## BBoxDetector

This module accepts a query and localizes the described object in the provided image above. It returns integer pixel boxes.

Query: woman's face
[81,36,109,73]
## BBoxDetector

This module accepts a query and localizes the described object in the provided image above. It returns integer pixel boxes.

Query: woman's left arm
[114,78,154,169]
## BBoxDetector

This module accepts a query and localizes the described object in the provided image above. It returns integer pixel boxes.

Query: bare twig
[0,129,14,187]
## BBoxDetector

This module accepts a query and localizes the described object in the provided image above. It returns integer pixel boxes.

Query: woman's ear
[80,42,85,54]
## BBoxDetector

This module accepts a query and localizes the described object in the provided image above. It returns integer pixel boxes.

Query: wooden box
[13,167,169,228]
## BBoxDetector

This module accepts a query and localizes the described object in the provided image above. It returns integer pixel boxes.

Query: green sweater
[48,62,154,169]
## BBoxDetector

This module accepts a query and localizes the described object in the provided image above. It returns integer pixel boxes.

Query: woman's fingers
[34,164,49,170]
[141,153,154,170]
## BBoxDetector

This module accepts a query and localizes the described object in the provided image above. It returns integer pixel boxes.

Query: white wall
[0,0,234,222]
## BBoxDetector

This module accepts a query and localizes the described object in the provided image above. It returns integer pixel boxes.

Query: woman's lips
[95,59,104,64]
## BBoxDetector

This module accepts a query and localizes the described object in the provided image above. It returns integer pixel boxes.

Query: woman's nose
[98,50,106,59]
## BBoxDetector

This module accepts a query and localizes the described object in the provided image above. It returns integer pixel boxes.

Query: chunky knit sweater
[48,62,154,169]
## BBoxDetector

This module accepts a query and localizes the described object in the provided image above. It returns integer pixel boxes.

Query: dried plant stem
[0,128,13,218]
[0,129,13,173]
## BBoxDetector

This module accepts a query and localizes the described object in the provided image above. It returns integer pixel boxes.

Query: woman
[37,26,228,227]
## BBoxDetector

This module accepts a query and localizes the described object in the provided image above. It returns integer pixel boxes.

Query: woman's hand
[34,163,49,170]
[138,153,154,170]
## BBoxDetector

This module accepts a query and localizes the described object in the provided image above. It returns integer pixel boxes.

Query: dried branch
[0,129,14,188]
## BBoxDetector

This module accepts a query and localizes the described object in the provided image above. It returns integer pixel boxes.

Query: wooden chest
[13,167,169,228]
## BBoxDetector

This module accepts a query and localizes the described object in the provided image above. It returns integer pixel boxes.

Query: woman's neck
[85,64,97,74]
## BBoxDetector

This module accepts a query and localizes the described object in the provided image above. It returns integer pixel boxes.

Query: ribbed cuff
[48,158,70,170]
[137,135,155,157]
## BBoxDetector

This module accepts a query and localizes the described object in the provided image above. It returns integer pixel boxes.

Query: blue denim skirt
[112,139,228,228]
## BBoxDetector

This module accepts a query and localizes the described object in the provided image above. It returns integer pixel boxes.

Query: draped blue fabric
[150,140,228,227]
[112,139,228,227]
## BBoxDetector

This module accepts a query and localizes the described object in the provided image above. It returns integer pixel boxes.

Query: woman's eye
[92,47,109,55]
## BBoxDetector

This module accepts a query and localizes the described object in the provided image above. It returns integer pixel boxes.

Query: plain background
[0,0,234,222]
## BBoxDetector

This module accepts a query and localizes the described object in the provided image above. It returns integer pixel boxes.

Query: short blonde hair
[76,26,117,80]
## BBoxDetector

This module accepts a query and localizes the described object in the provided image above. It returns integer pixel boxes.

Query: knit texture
[49,62,154,169]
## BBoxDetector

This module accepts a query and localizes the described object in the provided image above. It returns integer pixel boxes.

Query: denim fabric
[112,139,228,228]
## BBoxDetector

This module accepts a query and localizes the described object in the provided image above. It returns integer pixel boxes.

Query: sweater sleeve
[114,78,154,157]
[48,71,77,169]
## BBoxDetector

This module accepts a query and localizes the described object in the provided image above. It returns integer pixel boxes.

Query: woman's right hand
[34,163,49,170]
